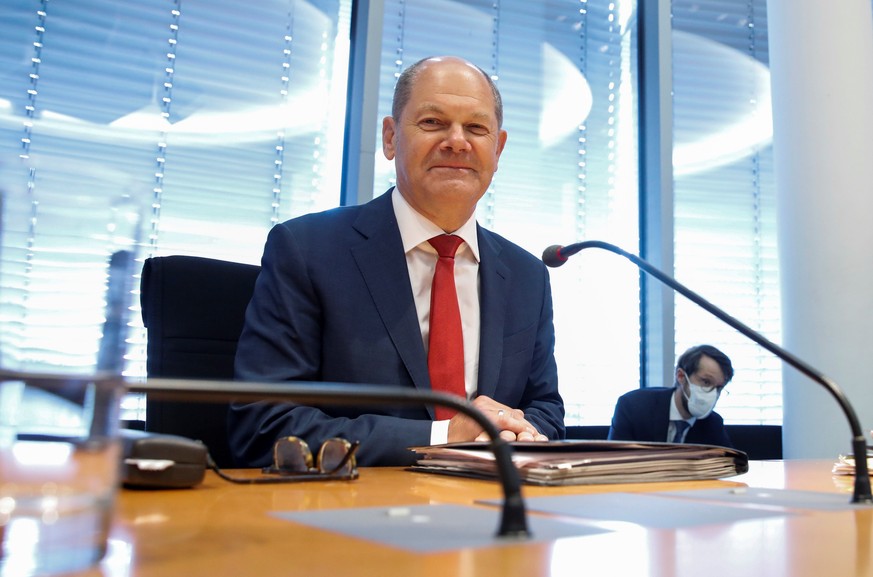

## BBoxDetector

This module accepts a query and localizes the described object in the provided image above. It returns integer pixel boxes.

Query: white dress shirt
[391,188,481,444]
[668,389,695,443]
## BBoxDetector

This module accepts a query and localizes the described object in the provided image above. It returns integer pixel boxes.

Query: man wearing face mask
[607,344,734,447]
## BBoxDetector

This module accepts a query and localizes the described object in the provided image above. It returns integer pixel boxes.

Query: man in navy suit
[229,56,565,467]
[607,344,734,447]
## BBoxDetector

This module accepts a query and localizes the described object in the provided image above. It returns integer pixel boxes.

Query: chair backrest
[724,424,783,460]
[565,425,610,440]
[566,424,782,459]
[140,255,260,467]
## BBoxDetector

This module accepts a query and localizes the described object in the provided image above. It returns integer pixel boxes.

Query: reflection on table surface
[76,460,870,577]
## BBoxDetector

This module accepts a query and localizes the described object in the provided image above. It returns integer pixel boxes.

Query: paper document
[832,452,873,477]
[409,440,749,486]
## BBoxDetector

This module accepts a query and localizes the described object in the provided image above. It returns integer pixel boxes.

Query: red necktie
[427,235,465,420]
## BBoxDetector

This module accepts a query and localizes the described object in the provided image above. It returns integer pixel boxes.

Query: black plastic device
[121,429,208,489]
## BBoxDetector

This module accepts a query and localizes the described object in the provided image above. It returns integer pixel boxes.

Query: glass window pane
[375,0,640,425]
[0,0,352,384]
[672,0,781,425]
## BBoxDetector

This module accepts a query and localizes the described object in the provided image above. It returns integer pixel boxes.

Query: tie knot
[428,235,464,258]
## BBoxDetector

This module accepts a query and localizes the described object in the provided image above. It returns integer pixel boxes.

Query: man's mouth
[431,165,473,171]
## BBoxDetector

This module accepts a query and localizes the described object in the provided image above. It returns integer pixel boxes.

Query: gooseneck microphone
[542,244,573,268]
[126,377,530,537]
[543,239,873,505]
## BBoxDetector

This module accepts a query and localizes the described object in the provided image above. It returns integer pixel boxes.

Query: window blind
[0,0,786,427]
[671,0,781,424]
[374,0,641,424]
[0,0,352,391]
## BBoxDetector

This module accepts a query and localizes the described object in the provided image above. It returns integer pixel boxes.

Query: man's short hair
[391,56,504,128]
[675,344,734,385]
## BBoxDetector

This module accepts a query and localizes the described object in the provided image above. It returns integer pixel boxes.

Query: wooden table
[81,460,870,576]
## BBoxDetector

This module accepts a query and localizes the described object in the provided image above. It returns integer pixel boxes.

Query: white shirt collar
[391,187,480,261]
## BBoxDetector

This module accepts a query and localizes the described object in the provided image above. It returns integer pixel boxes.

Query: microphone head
[542,245,567,268]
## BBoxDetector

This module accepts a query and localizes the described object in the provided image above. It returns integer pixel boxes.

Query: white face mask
[682,376,720,419]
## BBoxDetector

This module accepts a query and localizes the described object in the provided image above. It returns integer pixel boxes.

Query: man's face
[382,58,508,232]
[675,354,727,419]
[679,354,727,397]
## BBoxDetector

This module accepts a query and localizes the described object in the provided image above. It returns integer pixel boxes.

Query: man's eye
[468,125,489,135]
[420,118,442,128]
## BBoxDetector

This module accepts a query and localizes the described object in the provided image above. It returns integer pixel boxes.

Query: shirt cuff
[430,419,450,445]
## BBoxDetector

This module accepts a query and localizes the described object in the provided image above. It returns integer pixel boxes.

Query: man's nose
[442,124,472,151]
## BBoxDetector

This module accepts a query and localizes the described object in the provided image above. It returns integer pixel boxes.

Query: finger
[496,414,539,436]
[516,431,535,442]
[471,396,509,413]
[494,407,524,421]
[494,408,525,425]
[494,408,515,428]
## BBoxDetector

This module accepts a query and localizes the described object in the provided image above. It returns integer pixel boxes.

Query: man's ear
[382,116,396,160]
[494,129,508,165]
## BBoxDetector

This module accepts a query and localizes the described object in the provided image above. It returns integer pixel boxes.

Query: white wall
[768,0,873,458]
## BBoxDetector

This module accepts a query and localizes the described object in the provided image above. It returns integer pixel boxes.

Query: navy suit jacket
[229,190,565,466]
[607,387,732,448]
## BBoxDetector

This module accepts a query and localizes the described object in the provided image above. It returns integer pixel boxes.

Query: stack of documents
[410,440,749,486]
[832,453,873,477]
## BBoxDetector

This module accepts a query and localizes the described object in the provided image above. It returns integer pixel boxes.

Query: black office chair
[565,425,610,440]
[140,255,260,467]
[566,424,782,459]
[725,424,782,460]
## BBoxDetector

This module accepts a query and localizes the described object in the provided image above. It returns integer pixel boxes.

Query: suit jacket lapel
[654,388,674,440]
[349,192,432,398]
[476,227,509,398]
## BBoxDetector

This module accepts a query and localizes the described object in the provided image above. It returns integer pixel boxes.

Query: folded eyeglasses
[209,436,359,484]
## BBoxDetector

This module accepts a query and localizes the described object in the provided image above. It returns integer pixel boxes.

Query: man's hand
[446,395,549,443]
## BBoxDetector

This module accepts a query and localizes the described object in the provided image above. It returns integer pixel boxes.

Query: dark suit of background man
[607,344,734,447]
[229,56,565,467]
